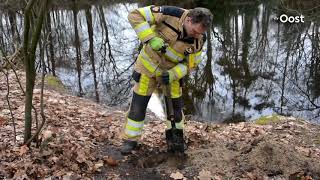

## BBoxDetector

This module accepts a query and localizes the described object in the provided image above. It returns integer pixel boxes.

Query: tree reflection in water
[0,0,319,122]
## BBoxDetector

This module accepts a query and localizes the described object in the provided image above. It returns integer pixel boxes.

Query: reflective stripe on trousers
[124,118,144,138]
[123,91,151,140]
[164,96,184,130]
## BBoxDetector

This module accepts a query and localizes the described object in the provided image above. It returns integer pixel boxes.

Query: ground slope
[1,71,320,179]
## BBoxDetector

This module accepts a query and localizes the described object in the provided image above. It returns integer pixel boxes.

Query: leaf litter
[0,70,320,179]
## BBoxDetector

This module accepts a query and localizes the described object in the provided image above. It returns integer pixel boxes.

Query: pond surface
[1,0,319,123]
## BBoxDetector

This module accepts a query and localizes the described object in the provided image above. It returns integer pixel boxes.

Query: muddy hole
[131,152,188,170]
[136,153,168,168]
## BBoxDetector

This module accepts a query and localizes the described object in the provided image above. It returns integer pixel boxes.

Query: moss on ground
[255,114,282,125]
[44,75,66,93]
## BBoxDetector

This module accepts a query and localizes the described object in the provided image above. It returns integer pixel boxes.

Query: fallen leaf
[246,172,258,180]
[94,160,104,172]
[19,145,29,156]
[1,109,10,115]
[170,171,185,180]
[103,156,118,166]
[301,175,313,180]
[49,156,59,163]
[13,169,28,179]
[109,173,121,180]
[197,169,212,180]
[0,116,6,126]
[70,163,79,171]
[76,150,87,163]
[41,130,53,140]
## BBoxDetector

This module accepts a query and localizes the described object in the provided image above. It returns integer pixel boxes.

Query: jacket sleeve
[168,49,203,80]
[127,6,167,43]
[168,63,188,81]
[187,50,203,72]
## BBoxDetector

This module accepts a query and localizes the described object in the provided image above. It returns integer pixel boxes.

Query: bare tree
[72,0,83,96]
[23,0,49,143]
[96,6,118,77]
[45,11,56,76]
[85,6,99,102]
[8,9,21,52]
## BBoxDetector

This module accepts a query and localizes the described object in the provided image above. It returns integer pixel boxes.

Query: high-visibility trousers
[123,71,185,140]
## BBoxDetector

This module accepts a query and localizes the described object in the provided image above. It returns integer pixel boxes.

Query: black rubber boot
[165,129,185,154]
[120,140,138,155]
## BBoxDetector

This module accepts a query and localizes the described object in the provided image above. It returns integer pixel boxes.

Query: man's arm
[127,6,167,43]
[164,49,203,83]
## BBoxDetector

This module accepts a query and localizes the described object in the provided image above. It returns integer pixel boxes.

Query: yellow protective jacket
[128,5,205,81]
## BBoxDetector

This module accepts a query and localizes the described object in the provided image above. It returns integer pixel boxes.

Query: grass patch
[44,75,66,92]
[255,114,282,125]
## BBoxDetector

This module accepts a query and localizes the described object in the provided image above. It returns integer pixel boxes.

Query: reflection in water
[0,0,319,122]
[148,94,165,120]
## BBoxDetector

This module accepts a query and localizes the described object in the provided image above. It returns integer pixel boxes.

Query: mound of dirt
[183,120,320,179]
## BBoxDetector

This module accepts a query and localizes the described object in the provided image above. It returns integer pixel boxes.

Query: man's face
[184,16,207,38]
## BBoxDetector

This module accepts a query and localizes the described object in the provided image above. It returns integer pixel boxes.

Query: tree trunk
[234,14,239,66]
[203,29,214,98]
[85,6,99,102]
[97,6,118,76]
[39,38,46,75]
[280,45,290,114]
[0,14,7,53]
[23,0,49,143]
[46,11,56,76]
[8,10,21,52]
[241,13,253,88]
[72,0,83,96]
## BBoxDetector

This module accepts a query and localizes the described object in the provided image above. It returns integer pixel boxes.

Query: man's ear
[186,16,192,22]
[186,16,192,24]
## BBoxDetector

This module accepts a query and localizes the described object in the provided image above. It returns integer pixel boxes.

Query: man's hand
[149,37,165,51]
[162,71,173,85]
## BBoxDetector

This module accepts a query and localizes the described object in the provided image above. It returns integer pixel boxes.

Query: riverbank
[1,70,320,179]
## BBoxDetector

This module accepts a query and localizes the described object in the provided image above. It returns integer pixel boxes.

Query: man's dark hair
[187,7,213,28]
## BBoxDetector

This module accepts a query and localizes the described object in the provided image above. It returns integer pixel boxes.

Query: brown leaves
[0,116,7,126]
[12,169,28,179]
[0,74,125,178]
[170,171,186,180]
[197,170,212,180]
[141,120,166,148]
[40,130,53,140]
[103,156,118,166]
[76,150,88,163]
[184,121,216,149]
[1,70,320,179]
[289,172,314,180]
[93,160,104,172]
[19,145,29,156]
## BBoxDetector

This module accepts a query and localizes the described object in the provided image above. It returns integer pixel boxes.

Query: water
[0,0,319,122]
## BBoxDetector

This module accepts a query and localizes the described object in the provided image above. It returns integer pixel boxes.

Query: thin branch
[0,47,17,143]
[0,48,40,134]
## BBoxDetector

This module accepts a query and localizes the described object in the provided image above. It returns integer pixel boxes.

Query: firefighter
[121,5,213,154]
